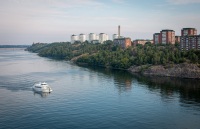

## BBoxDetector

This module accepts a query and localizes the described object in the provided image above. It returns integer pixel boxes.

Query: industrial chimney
[118,25,120,38]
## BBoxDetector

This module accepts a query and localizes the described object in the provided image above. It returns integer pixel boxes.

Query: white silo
[71,34,79,43]
[79,33,86,43]
[99,33,108,44]
[113,34,118,40]
[89,33,96,43]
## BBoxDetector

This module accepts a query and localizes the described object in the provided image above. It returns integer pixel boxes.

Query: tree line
[27,41,200,69]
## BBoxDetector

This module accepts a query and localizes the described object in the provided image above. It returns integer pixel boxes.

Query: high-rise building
[153,33,161,44]
[79,34,86,43]
[99,33,108,44]
[175,36,181,43]
[181,28,197,36]
[71,34,79,43]
[180,28,199,50]
[160,30,175,44]
[88,33,97,43]
[180,35,200,50]
[153,30,175,44]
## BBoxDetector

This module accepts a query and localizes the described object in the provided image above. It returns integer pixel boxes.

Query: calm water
[0,48,200,129]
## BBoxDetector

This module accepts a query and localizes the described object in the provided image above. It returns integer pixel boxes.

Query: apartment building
[180,28,200,50]
[153,30,175,44]
[113,38,132,49]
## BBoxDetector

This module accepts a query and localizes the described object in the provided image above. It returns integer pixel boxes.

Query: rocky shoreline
[128,63,200,79]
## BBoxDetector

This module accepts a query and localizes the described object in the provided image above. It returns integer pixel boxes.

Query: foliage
[27,41,200,69]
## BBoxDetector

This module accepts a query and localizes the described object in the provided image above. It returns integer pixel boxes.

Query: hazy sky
[0,0,200,45]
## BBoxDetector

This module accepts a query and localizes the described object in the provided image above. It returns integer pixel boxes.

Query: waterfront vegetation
[27,41,200,69]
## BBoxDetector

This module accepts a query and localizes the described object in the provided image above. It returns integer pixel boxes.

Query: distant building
[99,33,109,44]
[153,30,175,44]
[181,28,197,36]
[180,28,199,50]
[89,33,97,43]
[180,35,200,50]
[113,34,118,40]
[113,38,132,49]
[133,39,153,46]
[71,34,79,43]
[153,33,161,44]
[79,34,86,43]
[91,40,99,44]
[161,29,175,44]
[175,36,181,43]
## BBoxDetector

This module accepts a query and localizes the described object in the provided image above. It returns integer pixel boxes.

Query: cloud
[167,0,200,4]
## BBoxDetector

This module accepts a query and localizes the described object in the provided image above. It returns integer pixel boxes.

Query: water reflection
[33,91,51,98]
[131,74,200,108]
[83,66,200,108]
[87,67,134,92]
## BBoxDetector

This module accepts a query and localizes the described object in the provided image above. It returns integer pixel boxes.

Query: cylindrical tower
[71,34,78,43]
[89,33,96,43]
[79,34,86,43]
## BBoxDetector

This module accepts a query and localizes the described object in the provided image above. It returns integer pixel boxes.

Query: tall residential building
[153,30,175,44]
[153,33,161,44]
[181,28,197,36]
[113,38,132,49]
[180,35,200,50]
[180,28,199,50]
[79,34,86,43]
[88,33,97,43]
[113,34,119,40]
[71,34,79,43]
[175,36,181,43]
[161,29,175,44]
[99,33,109,44]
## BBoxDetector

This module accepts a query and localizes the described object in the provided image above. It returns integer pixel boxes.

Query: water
[0,48,200,129]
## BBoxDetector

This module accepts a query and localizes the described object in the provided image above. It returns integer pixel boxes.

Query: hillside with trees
[27,41,200,78]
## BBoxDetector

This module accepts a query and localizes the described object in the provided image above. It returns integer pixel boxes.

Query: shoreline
[76,61,200,79]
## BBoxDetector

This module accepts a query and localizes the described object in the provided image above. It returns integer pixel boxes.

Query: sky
[0,0,200,45]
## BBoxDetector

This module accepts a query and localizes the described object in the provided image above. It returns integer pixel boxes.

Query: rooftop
[161,29,174,32]
[182,28,197,30]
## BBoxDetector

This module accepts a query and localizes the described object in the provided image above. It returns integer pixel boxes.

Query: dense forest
[27,41,200,69]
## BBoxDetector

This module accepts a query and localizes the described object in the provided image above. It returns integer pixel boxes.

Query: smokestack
[118,25,120,38]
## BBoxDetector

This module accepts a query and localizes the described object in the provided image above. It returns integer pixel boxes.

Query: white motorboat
[32,82,52,93]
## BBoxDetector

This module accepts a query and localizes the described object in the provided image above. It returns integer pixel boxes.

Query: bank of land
[26,41,200,78]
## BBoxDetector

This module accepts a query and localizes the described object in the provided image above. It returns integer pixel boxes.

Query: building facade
[99,33,109,44]
[153,33,161,44]
[181,28,197,36]
[71,34,79,43]
[79,34,86,43]
[88,33,97,43]
[160,30,175,44]
[113,38,132,49]
[133,39,153,46]
[180,28,199,50]
[153,30,175,44]
[180,35,200,50]
[113,34,119,40]
[175,36,181,43]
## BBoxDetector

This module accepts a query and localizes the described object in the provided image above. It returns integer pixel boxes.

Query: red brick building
[113,38,132,49]
[175,36,181,43]
[153,30,175,44]
[153,33,161,44]
[180,28,200,50]
[180,35,200,50]
[181,28,197,36]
